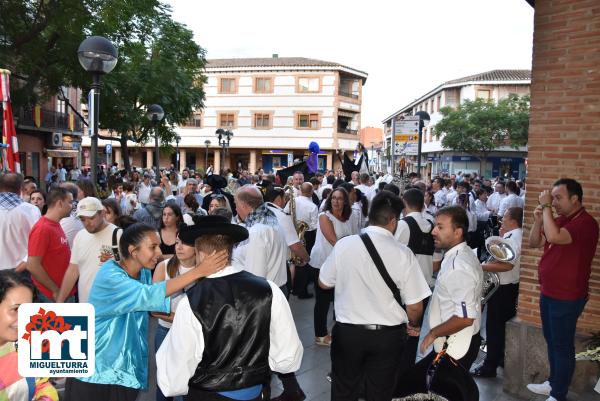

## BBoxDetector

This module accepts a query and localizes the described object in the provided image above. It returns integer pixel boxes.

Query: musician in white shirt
[473,207,522,378]
[420,206,483,371]
[432,177,447,209]
[498,181,524,218]
[486,182,507,213]
[320,191,430,401]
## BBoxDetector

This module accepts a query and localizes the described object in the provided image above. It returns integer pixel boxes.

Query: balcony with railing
[338,89,359,99]
[337,116,358,135]
[16,106,84,134]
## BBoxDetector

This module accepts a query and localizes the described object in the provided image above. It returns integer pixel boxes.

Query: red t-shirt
[539,208,599,300]
[28,216,73,299]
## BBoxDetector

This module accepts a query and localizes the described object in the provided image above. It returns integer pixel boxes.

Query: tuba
[481,236,516,305]
[285,186,309,265]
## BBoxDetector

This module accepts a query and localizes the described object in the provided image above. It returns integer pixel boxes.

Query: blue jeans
[540,294,587,401]
[155,324,183,401]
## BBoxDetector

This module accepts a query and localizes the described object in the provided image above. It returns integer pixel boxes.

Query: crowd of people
[0,162,597,401]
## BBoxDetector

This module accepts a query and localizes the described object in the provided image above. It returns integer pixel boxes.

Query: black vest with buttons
[186,270,272,391]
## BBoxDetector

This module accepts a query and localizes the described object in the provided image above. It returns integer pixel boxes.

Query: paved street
[138,286,554,401]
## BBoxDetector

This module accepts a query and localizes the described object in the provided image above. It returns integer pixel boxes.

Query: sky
[165,0,534,128]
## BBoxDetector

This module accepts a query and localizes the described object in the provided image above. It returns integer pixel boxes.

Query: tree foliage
[432,94,530,172]
[0,0,207,170]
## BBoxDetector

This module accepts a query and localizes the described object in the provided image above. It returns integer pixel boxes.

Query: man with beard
[420,206,483,371]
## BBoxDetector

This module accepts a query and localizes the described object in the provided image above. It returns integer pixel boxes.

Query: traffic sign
[105,144,112,155]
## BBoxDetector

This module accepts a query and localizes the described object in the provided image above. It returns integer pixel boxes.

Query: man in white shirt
[420,205,483,371]
[233,186,290,289]
[473,206,523,378]
[498,181,524,218]
[355,173,374,202]
[487,182,507,214]
[59,182,84,248]
[177,168,190,193]
[156,216,303,400]
[432,177,447,209]
[56,197,121,303]
[291,171,304,197]
[138,173,153,206]
[320,191,430,401]
[233,186,305,401]
[396,189,436,288]
[0,173,41,271]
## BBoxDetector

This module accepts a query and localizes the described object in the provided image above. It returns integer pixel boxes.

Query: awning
[45,149,79,158]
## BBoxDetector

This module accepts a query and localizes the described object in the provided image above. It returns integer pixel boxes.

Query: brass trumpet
[482,236,516,305]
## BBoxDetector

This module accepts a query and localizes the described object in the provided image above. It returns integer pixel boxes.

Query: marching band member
[473,207,522,378]
[420,206,483,371]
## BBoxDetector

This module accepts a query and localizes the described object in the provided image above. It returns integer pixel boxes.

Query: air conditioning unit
[52,132,63,147]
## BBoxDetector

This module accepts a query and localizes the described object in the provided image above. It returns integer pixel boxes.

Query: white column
[326,151,333,170]
[146,149,152,169]
[180,149,187,171]
[214,150,221,174]
[249,149,257,173]
[115,148,122,168]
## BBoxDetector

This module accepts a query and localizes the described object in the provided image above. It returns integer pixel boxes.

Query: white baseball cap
[76,197,105,217]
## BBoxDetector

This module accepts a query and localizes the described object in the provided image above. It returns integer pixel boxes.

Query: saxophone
[286,186,309,265]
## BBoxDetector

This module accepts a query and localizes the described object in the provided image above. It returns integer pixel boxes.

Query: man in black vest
[156,215,303,401]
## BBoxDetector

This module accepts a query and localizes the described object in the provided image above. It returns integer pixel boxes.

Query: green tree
[0,0,206,171]
[0,0,169,108]
[432,94,530,175]
[96,17,206,170]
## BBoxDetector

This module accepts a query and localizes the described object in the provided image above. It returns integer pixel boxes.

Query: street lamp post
[415,111,431,178]
[146,104,164,178]
[204,139,211,171]
[215,128,233,174]
[175,135,181,171]
[77,36,118,186]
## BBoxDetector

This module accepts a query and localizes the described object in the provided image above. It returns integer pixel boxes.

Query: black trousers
[331,322,407,401]
[313,267,334,337]
[397,296,430,379]
[483,283,519,369]
[64,378,138,401]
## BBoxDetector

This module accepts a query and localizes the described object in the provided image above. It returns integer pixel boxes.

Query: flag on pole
[0,69,21,173]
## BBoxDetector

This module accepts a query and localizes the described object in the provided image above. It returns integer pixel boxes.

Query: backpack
[402,216,435,256]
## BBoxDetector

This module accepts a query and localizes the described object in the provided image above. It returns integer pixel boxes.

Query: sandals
[315,335,332,346]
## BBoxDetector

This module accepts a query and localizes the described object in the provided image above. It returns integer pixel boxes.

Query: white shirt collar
[406,211,422,219]
[445,241,469,255]
[503,228,522,239]
[364,225,395,238]
[207,265,242,278]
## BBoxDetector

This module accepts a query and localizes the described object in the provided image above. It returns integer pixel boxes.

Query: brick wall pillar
[504,0,600,398]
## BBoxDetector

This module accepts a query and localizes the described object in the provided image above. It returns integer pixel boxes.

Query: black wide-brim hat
[179,215,248,245]
[206,174,228,189]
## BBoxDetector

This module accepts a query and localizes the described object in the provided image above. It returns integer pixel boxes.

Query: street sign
[105,144,112,155]
[394,115,420,156]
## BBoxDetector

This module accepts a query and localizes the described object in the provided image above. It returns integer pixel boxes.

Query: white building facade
[382,70,530,179]
[89,57,367,174]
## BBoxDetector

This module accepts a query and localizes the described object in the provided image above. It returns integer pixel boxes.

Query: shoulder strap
[402,216,421,254]
[359,233,403,307]
[112,227,122,261]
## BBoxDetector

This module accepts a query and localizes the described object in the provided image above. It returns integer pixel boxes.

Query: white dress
[310,211,357,268]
